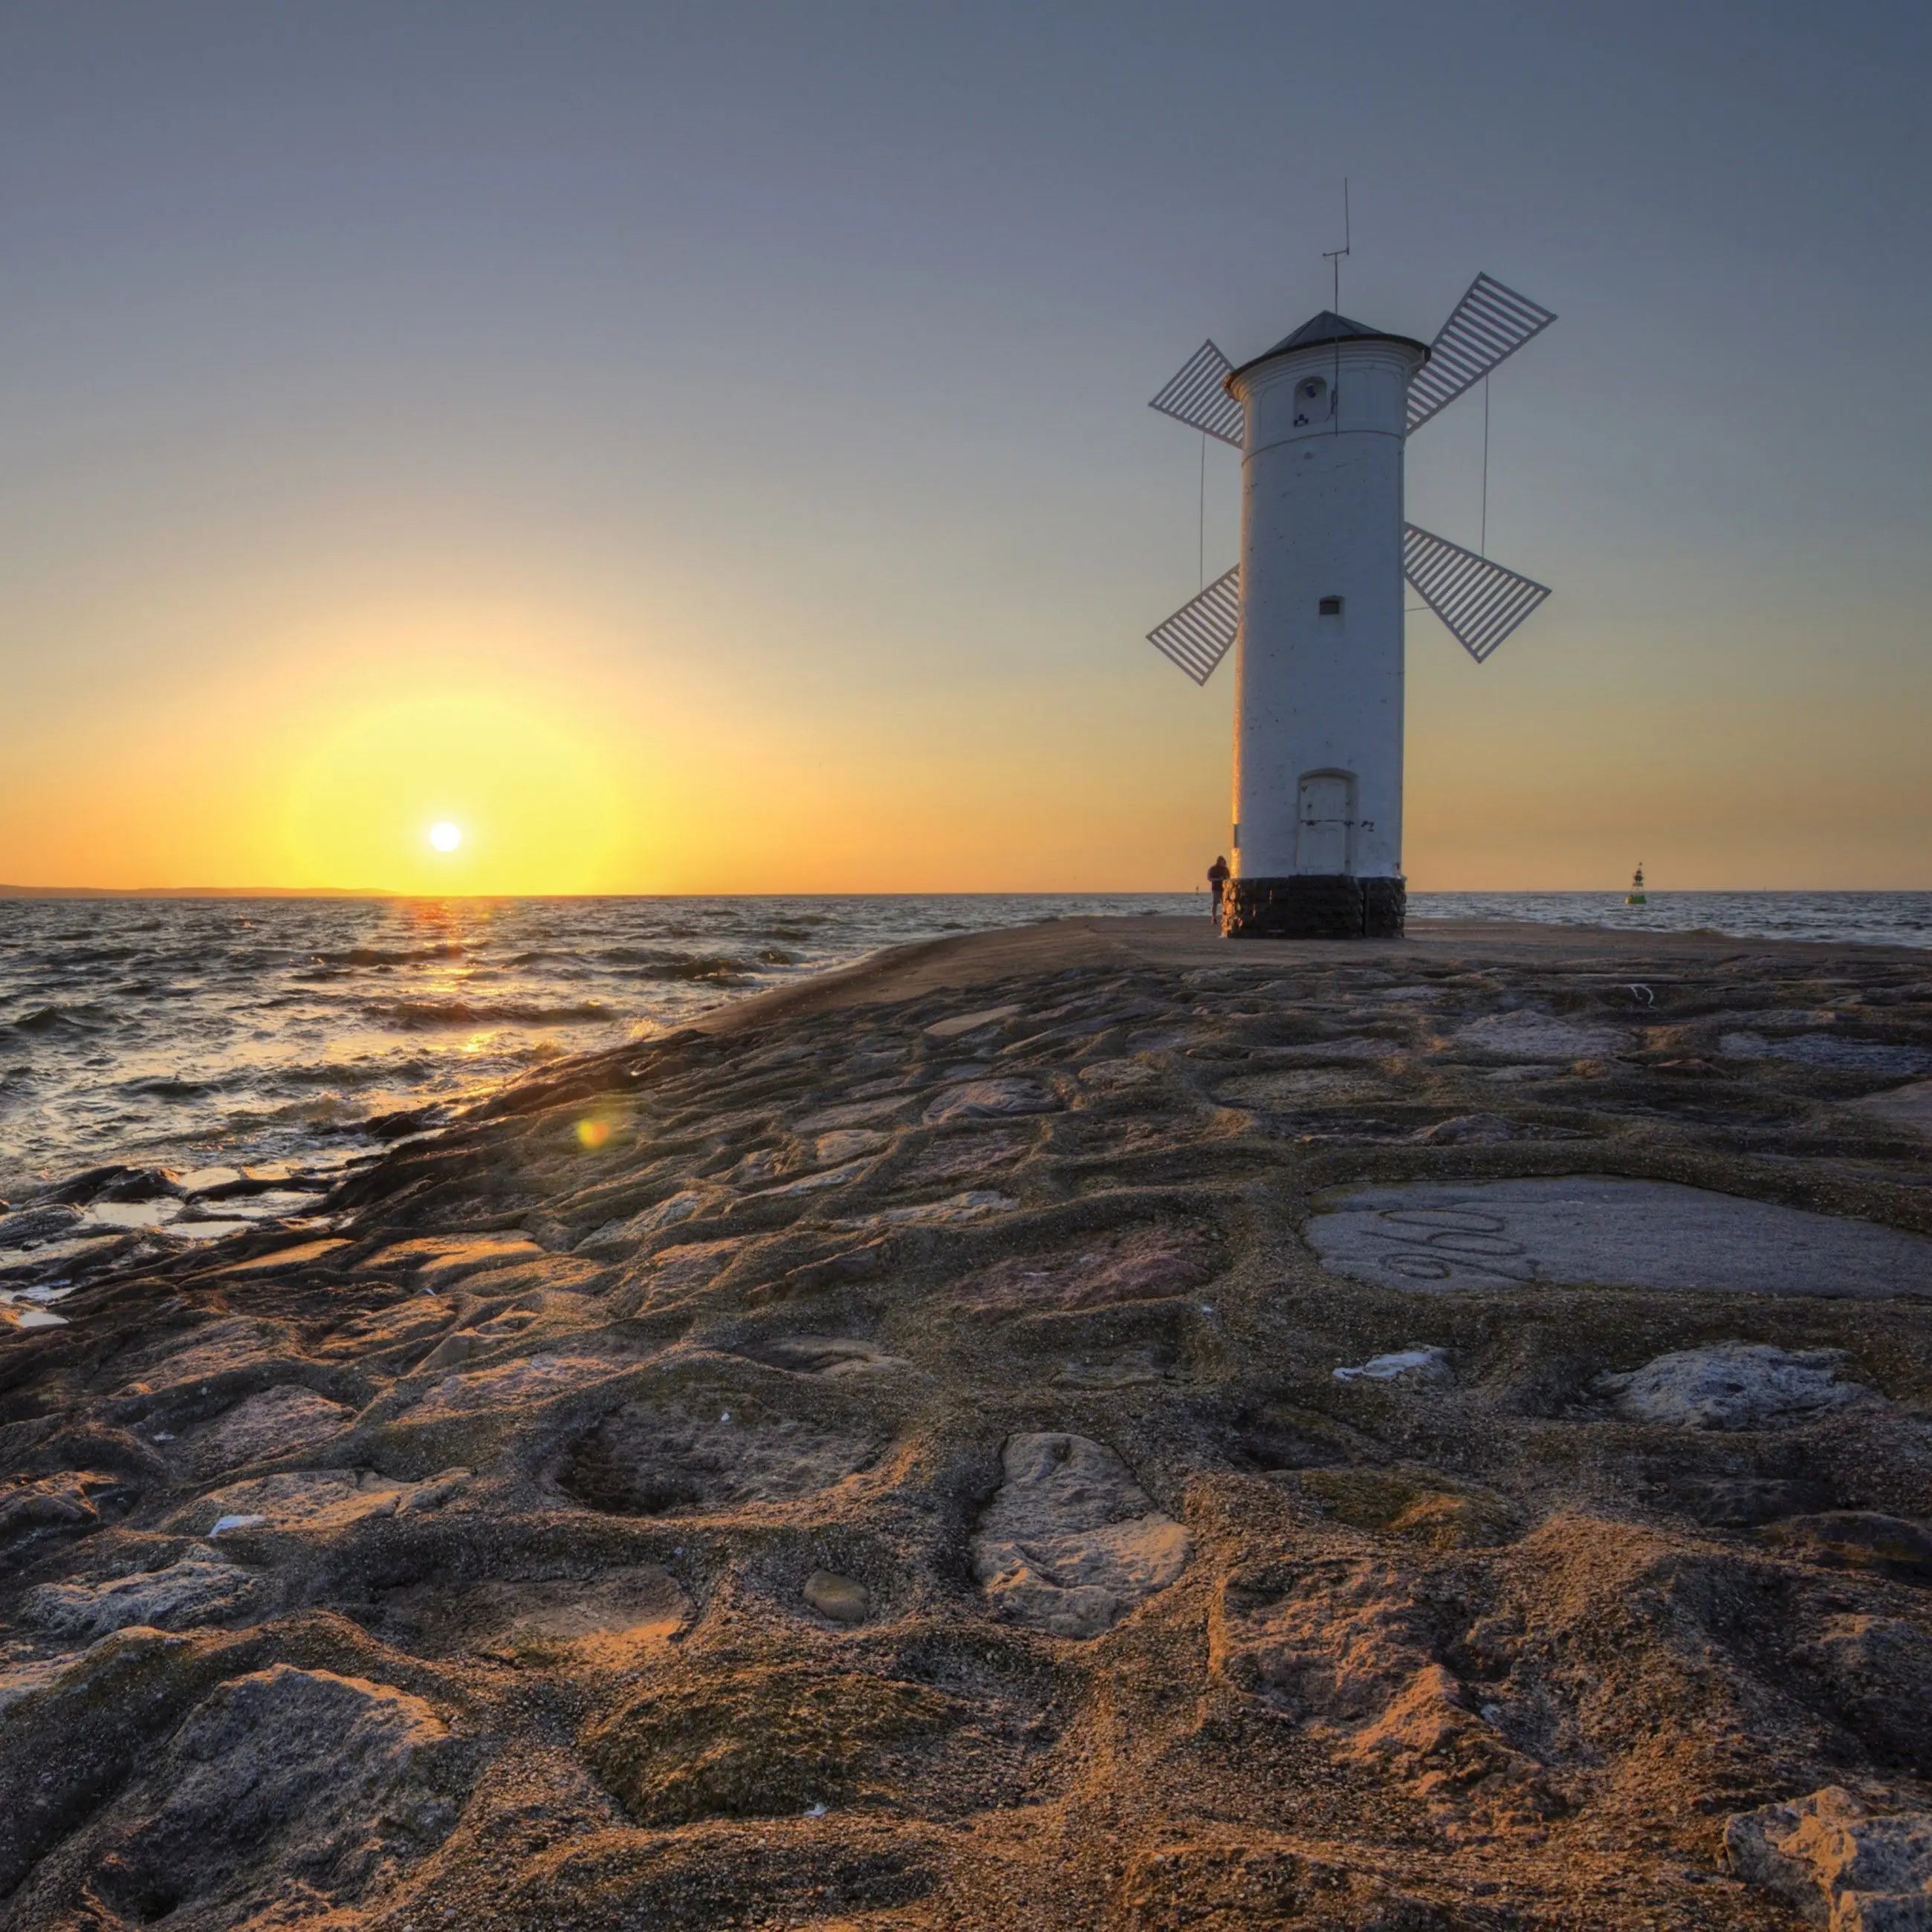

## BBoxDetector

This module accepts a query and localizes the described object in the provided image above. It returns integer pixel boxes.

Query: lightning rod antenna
[1320,178,1352,435]
[1321,177,1351,310]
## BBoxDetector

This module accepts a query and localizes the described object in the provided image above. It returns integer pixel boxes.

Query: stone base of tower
[1219,875,1406,940]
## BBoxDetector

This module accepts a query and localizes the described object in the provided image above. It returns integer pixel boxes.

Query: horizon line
[4,884,1928,903]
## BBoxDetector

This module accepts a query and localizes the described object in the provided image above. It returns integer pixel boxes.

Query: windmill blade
[1406,273,1557,432]
[1149,341,1244,447]
[1147,565,1241,684]
[1403,524,1549,663]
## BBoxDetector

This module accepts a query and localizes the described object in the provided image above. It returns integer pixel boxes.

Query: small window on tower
[1292,375,1328,428]
[1318,596,1343,617]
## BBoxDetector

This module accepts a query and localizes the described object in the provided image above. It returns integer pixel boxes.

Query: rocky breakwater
[1,912,1931,1928]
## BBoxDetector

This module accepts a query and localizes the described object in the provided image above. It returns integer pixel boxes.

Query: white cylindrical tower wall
[1223,334,1424,938]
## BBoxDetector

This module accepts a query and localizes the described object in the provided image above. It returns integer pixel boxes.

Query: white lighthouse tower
[1228,314,1425,937]
[1147,275,1557,938]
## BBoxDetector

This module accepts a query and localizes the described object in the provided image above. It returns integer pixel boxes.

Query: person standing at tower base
[1207,855,1230,924]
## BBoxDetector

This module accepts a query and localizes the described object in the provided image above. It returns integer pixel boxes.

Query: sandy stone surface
[2,913,1932,1927]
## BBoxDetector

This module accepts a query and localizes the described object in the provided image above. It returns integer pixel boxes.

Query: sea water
[2,891,1926,1198]
[1419,890,1932,950]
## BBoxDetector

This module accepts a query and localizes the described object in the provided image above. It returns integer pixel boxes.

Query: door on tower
[1296,771,1355,874]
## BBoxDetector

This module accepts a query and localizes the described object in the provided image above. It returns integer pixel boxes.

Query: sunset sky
[1,2,1928,895]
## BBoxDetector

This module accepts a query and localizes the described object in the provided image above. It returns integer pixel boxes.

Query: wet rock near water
[1,913,1931,1927]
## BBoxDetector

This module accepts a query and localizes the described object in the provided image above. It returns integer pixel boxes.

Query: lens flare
[575,1118,612,1150]
[428,822,462,853]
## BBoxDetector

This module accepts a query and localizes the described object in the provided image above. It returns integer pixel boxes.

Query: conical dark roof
[1228,310,1430,383]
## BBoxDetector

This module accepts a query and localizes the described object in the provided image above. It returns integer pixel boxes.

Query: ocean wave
[316,944,467,967]
[635,955,756,983]
[360,997,625,1028]
[238,1095,376,1126]
[36,945,142,967]
[595,947,755,981]
[273,1057,433,1089]
[121,1075,222,1099]
[0,1003,108,1037]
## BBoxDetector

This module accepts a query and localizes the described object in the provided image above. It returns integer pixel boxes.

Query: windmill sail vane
[1406,273,1556,432]
[1149,340,1244,446]
[1402,523,1551,662]
[1147,566,1241,684]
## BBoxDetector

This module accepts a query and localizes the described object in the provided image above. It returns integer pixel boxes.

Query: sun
[428,821,463,853]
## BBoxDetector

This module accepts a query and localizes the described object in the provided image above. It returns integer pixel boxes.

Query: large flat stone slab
[1450,1011,1626,1061]
[1307,1176,1932,1298]
[971,1432,1190,1638]
[922,1077,1058,1124]
[1597,1343,1868,1428]
[24,1559,260,1639]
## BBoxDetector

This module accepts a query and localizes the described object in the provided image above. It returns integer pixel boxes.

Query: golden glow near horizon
[2,567,1928,895]
[2,577,1927,894]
